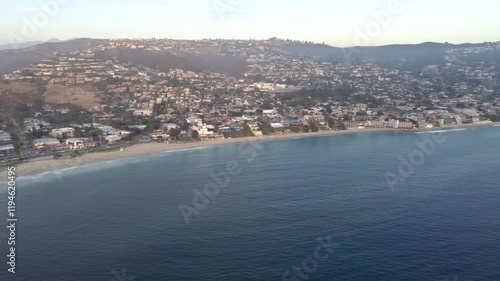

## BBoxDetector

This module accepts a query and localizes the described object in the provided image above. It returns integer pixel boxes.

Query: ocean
[1,126,499,281]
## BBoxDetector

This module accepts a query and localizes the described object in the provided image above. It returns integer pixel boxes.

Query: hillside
[0,82,40,108]
[280,42,494,70]
[0,38,109,75]
[0,38,495,76]
[95,48,249,76]
[44,84,101,109]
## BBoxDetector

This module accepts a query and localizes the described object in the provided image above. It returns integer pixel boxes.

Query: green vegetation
[179,137,194,142]
[70,150,82,158]
[129,139,142,145]
[485,114,500,122]
[169,128,181,139]
[74,127,84,137]
[91,146,122,153]
[289,125,302,133]
[10,110,26,130]
[327,118,336,129]
[242,124,255,137]
[145,119,161,130]
[0,161,23,167]
[261,125,276,135]
[87,128,103,140]
[308,121,319,132]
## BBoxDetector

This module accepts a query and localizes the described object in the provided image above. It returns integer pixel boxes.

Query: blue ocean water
[0,126,499,281]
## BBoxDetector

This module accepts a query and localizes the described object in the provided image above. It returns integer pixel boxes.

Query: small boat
[120,147,124,152]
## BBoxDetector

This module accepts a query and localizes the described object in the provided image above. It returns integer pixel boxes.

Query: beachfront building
[303,114,326,125]
[196,125,215,136]
[0,144,17,162]
[0,131,12,145]
[65,138,85,150]
[398,121,414,129]
[344,121,360,129]
[150,130,170,141]
[270,123,285,129]
[368,120,385,128]
[33,138,64,151]
[103,135,122,144]
[387,119,400,129]
[0,144,16,155]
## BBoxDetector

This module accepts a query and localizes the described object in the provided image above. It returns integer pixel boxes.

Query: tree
[309,121,319,132]
[37,86,47,95]
[181,123,190,131]
[261,126,276,135]
[423,98,433,107]
[146,119,160,130]
[169,128,181,139]
[290,126,302,133]
[191,130,200,140]
[74,128,83,138]
[327,118,336,129]
[326,106,333,114]
[122,110,135,120]
[90,128,103,141]
[33,97,44,111]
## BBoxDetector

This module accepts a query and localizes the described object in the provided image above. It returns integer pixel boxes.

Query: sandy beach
[2,122,497,180]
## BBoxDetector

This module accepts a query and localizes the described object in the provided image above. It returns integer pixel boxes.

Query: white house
[65,138,85,150]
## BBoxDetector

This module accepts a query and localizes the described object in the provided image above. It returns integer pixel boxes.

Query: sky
[0,0,499,46]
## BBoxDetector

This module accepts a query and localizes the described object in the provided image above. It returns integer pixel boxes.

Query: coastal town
[0,38,499,163]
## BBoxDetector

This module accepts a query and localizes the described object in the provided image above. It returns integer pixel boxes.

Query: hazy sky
[1,0,499,46]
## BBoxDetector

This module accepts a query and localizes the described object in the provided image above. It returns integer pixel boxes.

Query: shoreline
[2,121,498,180]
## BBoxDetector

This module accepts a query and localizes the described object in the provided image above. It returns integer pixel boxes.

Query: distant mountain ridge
[0,41,44,51]
[0,38,109,74]
[0,38,63,51]
[280,41,498,70]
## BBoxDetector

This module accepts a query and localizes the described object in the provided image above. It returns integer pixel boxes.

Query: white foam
[15,146,211,184]
[415,128,466,134]
[415,130,446,134]
[157,146,208,155]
